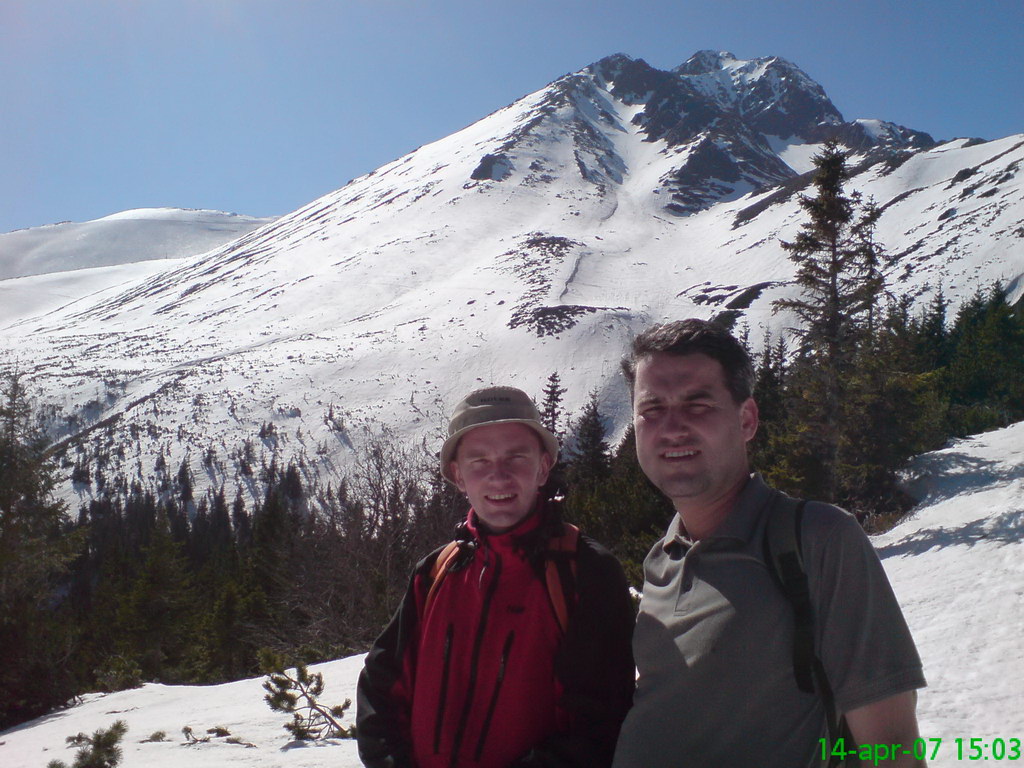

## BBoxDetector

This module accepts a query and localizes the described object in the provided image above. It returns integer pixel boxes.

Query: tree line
[0,401,472,730]
[2,141,1021,730]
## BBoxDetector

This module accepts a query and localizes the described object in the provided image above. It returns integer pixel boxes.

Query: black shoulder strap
[766,494,816,692]
[765,493,847,767]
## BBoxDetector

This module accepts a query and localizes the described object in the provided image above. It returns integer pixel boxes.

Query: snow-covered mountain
[3,51,1022,505]
[0,208,276,280]
[0,208,276,327]
[3,421,1021,767]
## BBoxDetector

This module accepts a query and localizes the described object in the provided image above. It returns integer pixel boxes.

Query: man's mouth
[486,493,516,502]
[662,449,699,460]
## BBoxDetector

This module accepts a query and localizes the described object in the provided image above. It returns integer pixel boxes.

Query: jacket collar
[468,503,543,539]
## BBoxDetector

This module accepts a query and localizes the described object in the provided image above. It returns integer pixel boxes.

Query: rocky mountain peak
[534,51,936,213]
[674,49,740,76]
[672,51,844,137]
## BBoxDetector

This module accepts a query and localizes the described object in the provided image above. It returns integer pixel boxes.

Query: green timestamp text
[820,736,1021,764]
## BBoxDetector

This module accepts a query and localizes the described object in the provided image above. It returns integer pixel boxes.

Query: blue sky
[2,0,1021,234]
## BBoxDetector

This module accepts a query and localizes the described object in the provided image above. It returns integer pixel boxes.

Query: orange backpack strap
[425,525,580,632]
[545,523,580,634]
[425,541,462,615]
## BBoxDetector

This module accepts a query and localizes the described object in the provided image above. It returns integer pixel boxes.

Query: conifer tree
[260,650,355,740]
[539,371,567,440]
[0,370,80,728]
[839,298,949,517]
[947,283,1024,433]
[176,458,193,503]
[115,518,194,682]
[773,139,888,502]
[48,720,127,768]
[914,289,950,371]
[749,331,797,490]
[564,425,672,588]
[198,579,251,680]
[565,390,610,492]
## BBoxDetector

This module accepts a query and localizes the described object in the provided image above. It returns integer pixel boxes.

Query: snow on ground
[877,420,1024,752]
[1,422,1021,767]
[765,134,823,173]
[0,656,366,768]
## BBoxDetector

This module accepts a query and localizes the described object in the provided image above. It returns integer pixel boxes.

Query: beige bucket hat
[440,386,559,482]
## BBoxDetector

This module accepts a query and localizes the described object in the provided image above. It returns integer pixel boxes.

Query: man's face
[450,422,553,533]
[632,352,758,513]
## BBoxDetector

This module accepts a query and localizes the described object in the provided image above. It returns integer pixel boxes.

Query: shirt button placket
[680,547,699,594]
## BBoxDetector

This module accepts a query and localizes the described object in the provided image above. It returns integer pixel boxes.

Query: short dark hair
[621,319,755,403]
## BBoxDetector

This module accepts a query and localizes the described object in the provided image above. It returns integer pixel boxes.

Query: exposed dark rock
[810,121,935,151]
[732,171,815,227]
[949,167,979,185]
[499,234,588,334]
[471,153,513,181]
[509,304,600,336]
[725,282,776,309]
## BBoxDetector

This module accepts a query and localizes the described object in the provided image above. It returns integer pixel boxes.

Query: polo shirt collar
[662,473,774,551]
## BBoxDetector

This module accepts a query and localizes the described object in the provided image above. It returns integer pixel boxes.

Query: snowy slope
[1,53,1021,508]
[0,259,190,328]
[0,208,276,280]
[0,209,276,326]
[877,421,1024,746]
[2,421,1021,768]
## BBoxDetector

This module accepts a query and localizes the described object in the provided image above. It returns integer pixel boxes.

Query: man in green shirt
[612,319,926,768]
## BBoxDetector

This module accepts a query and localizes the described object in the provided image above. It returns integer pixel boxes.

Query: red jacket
[357,502,635,768]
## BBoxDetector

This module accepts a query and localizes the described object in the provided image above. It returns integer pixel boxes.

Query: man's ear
[450,461,467,493]
[741,397,759,443]
[536,452,553,487]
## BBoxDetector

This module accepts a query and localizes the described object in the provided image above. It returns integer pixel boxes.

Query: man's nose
[662,407,691,437]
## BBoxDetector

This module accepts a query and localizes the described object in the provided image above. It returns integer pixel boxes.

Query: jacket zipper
[473,630,515,761]
[433,622,455,755]
[448,552,503,768]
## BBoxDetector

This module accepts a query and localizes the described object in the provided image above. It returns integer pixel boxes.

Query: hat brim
[440,419,559,483]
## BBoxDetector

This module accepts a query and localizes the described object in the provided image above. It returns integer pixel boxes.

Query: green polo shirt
[613,474,925,768]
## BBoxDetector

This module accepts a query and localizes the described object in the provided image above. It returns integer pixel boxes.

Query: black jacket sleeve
[512,536,637,768]
[356,557,433,768]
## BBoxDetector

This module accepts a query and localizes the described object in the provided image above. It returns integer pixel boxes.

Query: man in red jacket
[357,386,635,768]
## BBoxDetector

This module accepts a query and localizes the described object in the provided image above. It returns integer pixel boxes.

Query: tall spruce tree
[565,391,611,492]
[773,139,887,502]
[0,371,80,728]
[539,372,567,441]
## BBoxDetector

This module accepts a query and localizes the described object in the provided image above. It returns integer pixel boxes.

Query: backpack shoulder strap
[765,492,847,767]
[425,524,580,633]
[765,493,815,692]
[424,540,462,615]
[545,523,580,634]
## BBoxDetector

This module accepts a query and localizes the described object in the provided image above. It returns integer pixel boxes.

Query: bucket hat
[440,386,559,482]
